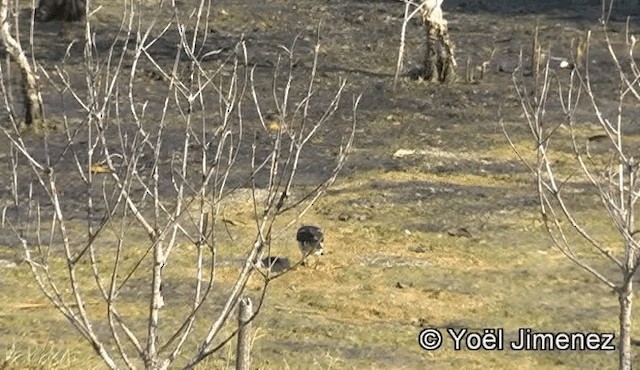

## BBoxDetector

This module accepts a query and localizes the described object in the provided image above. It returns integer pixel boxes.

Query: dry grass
[0,165,632,368]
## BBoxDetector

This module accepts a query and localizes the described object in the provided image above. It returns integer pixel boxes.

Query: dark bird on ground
[296,225,324,266]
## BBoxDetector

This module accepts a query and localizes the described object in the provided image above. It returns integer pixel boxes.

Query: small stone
[355,214,369,221]
[338,213,351,221]
[0,259,17,268]
[446,227,473,238]
[393,149,415,159]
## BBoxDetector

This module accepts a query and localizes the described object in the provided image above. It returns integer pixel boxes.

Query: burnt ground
[1,0,640,368]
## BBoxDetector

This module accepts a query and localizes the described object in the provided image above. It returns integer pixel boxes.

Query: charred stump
[421,0,456,83]
[0,0,43,128]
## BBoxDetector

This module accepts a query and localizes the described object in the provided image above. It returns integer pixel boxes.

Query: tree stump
[236,297,253,370]
[421,0,456,82]
[0,0,43,128]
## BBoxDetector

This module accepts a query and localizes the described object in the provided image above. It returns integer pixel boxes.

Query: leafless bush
[0,1,358,368]
[504,22,639,370]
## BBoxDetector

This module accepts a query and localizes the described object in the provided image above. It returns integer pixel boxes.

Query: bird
[296,225,324,267]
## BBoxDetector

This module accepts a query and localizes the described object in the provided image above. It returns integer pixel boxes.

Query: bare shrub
[505,23,639,370]
[0,1,358,368]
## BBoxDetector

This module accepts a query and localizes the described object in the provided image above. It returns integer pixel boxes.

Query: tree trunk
[0,0,44,128]
[421,0,456,83]
[619,276,633,370]
[236,297,253,370]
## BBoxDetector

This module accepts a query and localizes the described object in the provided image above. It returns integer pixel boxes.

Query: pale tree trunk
[619,164,636,370]
[619,275,633,370]
[0,0,43,128]
[236,298,253,370]
[421,0,456,82]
